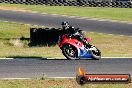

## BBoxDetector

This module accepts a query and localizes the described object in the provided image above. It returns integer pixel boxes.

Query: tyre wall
[30,28,63,46]
[1,0,132,8]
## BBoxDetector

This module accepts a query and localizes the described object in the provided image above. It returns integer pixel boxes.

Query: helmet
[61,21,69,30]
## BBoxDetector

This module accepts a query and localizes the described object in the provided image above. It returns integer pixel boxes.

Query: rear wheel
[62,44,78,60]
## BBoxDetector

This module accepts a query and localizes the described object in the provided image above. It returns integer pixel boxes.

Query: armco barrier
[1,0,132,8]
[30,28,63,46]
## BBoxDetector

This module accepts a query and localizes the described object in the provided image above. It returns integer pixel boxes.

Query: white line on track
[24,24,31,26]
[128,23,132,24]
[33,25,39,27]
[0,58,14,59]
[0,78,32,80]
[3,21,9,23]
[2,10,132,24]
[0,77,75,79]
[119,35,125,36]
[98,33,104,35]
[31,11,39,14]
[89,18,99,20]
[52,14,58,16]
[76,18,83,19]
[27,11,132,25]
[68,16,76,18]
[41,12,47,14]
[98,20,106,22]
[60,15,68,17]
[90,32,94,34]
[0,57,132,60]
[1,76,132,79]
[108,34,113,36]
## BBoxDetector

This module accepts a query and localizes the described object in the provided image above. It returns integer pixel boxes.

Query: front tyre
[90,46,101,60]
[62,44,78,60]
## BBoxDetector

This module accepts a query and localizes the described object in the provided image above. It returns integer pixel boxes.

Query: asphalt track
[0,10,132,36]
[0,10,132,78]
[0,58,132,78]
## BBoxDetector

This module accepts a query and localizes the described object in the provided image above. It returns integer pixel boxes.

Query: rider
[61,21,91,48]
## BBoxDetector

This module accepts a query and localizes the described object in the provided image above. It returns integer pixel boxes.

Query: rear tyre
[62,44,78,60]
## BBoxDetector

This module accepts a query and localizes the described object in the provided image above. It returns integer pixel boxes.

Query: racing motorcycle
[58,33,101,60]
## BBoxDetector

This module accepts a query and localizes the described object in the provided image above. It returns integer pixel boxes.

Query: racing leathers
[62,26,91,48]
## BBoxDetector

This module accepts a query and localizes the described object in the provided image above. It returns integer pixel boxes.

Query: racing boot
[84,41,92,48]
[85,43,92,48]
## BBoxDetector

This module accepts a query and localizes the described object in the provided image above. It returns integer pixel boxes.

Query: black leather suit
[62,26,91,47]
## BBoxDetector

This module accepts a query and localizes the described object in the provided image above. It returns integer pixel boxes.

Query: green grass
[0,79,131,88]
[0,21,132,58]
[0,22,29,38]
[0,3,132,21]
[0,21,63,58]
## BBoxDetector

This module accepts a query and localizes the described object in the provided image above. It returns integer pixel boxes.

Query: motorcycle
[58,33,101,60]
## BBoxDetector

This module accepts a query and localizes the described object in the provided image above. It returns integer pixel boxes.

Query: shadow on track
[6,56,95,61]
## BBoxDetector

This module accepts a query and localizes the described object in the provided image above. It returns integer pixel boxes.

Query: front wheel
[90,46,101,60]
[62,44,78,60]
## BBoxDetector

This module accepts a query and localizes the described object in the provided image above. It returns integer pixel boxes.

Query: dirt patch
[0,6,31,12]
[9,38,24,47]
